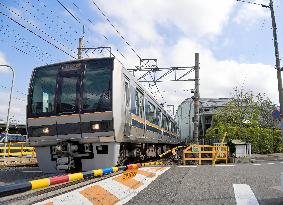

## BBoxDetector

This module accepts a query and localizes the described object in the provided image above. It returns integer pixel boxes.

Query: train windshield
[29,59,113,117]
[30,66,58,115]
[82,60,112,112]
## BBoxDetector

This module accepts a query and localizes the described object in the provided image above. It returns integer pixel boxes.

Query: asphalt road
[126,162,283,205]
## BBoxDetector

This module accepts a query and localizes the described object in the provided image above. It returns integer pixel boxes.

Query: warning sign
[192,146,199,153]
[122,169,138,180]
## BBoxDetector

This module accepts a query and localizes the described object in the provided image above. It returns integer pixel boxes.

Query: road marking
[80,185,119,204]
[267,162,275,165]
[178,165,197,168]
[280,162,283,164]
[253,164,261,166]
[233,184,259,205]
[215,164,235,167]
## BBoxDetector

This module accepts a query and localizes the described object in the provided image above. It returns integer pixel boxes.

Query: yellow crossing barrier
[183,144,228,165]
[0,142,36,158]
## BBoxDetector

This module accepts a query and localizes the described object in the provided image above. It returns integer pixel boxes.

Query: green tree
[206,87,281,154]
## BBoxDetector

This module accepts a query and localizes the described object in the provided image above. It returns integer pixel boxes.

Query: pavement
[251,153,283,162]
[2,162,283,205]
[126,162,283,205]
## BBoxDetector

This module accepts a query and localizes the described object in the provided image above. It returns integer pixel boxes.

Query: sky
[0,0,282,123]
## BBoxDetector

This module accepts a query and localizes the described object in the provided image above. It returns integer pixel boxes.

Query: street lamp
[0,65,15,158]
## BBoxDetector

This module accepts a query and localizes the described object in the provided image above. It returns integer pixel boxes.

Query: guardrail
[183,144,228,165]
[0,142,36,158]
[0,161,163,197]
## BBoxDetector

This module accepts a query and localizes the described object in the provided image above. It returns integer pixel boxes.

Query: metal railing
[183,144,228,165]
[0,142,36,158]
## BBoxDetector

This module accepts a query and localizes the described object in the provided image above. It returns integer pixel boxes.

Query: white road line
[21,170,43,173]
[233,184,259,205]
[280,161,283,164]
[215,164,235,167]
[178,165,198,168]
[253,164,261,166]
[267,162,275,165]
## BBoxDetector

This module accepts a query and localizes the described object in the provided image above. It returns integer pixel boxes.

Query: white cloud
[233,0,269,26]
[89,0,278,111]
[0,52,9,73]
[92,0,236,45]
[0,91,26,124]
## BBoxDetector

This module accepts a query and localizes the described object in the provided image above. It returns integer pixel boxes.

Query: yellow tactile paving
[113,175,143,189]
[149,167,164,171]
[137,170,156,178]
[42,202,54,205]
[80,185,119,205]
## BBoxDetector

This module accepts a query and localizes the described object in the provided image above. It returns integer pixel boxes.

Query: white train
[27,57,180,173]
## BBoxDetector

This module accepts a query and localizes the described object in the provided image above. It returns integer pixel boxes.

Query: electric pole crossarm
[175,68,194,81]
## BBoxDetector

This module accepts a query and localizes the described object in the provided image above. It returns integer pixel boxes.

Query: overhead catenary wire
[56,0,81,24]
[90,0,142,60]
[17,0,79,47]
[0,21,58,63]
[0,11,76,59]
[235,0,270,8]
[0,2,76,57]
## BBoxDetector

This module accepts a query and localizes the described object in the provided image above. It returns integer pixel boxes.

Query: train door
[124,79,131,136]
[56,64,82,139]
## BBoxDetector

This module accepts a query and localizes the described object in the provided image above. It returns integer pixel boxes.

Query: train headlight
[92,123,100,130]
[42,127,49,134]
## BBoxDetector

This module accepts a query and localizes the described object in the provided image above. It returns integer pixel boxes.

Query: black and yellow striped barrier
[0,161,163,197]
[159,145,186,158]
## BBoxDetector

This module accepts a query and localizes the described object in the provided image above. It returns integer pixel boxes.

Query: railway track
[0,171,123,205]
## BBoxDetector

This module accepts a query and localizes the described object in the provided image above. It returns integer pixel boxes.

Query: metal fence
[0,142,36,158]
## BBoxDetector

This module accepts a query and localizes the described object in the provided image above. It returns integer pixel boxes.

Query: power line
[235,0,270,8]
[17,0,79,47]
[0,11,76,59]
[0,2,76,56]
[56,0,81,24]
[0,21,58,63]
[91,0,141,60]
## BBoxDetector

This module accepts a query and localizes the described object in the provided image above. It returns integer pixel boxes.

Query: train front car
[27,58,118,173]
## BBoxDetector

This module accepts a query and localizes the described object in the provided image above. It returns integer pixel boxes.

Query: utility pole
[193,53,200,144]
[78,36,84,59]
[269,0,283,141]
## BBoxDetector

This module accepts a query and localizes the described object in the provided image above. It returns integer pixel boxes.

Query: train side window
[169,120,172,133]
[162,113,167,130]
[124,81,130,107]
[156,108,161,126]
[146,101,156,124]
[135,89,144,118]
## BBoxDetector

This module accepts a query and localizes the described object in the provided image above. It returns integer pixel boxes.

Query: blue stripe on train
[131,119,144,129]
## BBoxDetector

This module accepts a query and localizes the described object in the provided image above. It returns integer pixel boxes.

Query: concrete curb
[0,161,163,197]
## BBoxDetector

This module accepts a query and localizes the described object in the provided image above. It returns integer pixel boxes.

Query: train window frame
[29,65,59,117]
[146,100,156,124]
[135,89,144,118]
[124,81,130,107]
[156,108,162,126]
[81,59,113,113]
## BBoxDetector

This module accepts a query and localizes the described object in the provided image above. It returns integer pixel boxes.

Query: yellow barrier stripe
[112,167,119,172]
[30,178,50,190]
[93,169,103,177]
[68,173,83,181]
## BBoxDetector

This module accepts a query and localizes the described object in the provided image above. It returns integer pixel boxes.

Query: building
[176,97,230,142]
